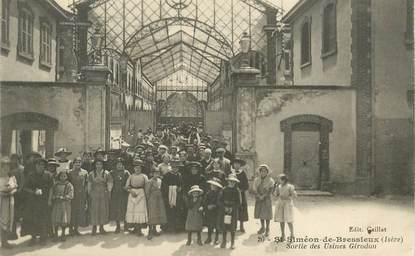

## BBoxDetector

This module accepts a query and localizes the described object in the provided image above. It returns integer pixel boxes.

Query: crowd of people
[0,123,297,250]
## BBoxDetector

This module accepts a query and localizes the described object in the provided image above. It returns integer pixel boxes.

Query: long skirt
[147,192,167,225]
[238,191,249,222]
[274,199,294,223]
[51,200,71,226]
[0,195,14,231]
[125,189,148,224]
[89,191,109,225]
[254,196,273,220]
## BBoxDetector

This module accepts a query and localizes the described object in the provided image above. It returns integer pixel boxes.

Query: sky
[55,0,300,14]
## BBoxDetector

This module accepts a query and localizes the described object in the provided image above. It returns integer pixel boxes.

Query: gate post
[231,66,261,181]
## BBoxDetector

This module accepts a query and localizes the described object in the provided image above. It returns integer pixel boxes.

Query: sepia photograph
[0,0,413,255]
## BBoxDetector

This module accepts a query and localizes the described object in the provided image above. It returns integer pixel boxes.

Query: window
[18,5,34,59]
[322,1,337,56]
[301,17,312,66]
[1,0,10,48]
[40,20,52,66]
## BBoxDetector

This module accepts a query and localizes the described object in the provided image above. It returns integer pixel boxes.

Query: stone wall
[255,88,357,193]
[0,82,107,156]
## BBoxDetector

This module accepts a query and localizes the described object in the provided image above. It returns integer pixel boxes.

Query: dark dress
[68,168,89,227]
[203,189,221,229]
[161,171,185,232]
[109,169,130,221]
[185,195,204,231]
[236,169,249,222]
[217,186,241,232]
[21,171,54,237]
[182,174,207,195]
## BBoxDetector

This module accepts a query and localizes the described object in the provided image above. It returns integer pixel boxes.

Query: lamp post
[239,32,251,68]
[90,24,103,65]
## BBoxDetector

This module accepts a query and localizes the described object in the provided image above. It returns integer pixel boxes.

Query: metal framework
[76,0,282,86]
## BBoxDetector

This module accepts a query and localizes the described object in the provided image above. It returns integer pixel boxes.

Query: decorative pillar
[58,23,78,82]
[76,3,90,69]
[81,65,112,150]
[263,8,278,86]
[231,66,261,180]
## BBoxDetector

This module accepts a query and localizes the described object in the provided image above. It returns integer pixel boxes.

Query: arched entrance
[1,112,59,158]
[157,92,205,126]
[281,114,333,190]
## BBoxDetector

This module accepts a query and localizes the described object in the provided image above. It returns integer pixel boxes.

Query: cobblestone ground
[1,196,413,256]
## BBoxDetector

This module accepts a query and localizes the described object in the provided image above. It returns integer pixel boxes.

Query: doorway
[281,114,333,190]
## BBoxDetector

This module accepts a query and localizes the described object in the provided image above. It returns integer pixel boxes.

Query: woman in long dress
[21,158,54,246]
[0,156,18,249]
[125,159,148,236]
[161,160,184,233]
[145,168,167,240]
[253,164,275,237]
[88,159,113,235]
[68,157,88,235]
[233,158,249,233]
[109,158,130,233]
[48,171,74,242]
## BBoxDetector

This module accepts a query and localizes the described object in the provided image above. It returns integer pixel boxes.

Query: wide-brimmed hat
[198,144,207,149]
[215,147,226,153]
[94,148,106,157]
[233,158,246,166]
[35,158,48,165]
[207,178,223,189]
[258,164,270,173]
[55,148,72,157]
[47,158,60,167]
[158,145,168,150]
[188,185,204,194]
[135,144,146,150]
[132,159,145,167]
[226,174,240,183]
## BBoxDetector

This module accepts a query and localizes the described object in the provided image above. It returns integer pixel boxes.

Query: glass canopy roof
[80,0,282,85]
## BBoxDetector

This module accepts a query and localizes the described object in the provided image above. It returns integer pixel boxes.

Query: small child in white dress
[274,174,297,242]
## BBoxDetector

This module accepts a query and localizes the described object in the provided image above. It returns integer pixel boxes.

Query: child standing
[274,174,297,242]
[145,168,167,240]
[125,159,148,236]
[253,164,275,237]
[203,178,223,245]
[49,171,74,241]
[218,174,241,249]
[185,185,204,246]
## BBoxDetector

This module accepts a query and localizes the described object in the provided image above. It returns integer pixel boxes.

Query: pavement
[1,195,413,256]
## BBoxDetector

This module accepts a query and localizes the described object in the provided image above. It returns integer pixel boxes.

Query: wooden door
[290,131,320,189]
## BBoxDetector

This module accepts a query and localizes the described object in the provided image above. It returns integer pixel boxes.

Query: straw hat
[259,164,270,173]
[158,145,168,150]
[55,148,72,157]
[94,148,106,157]
[226,173,240,183]
[47,158,60,167]
[187,161,202,169]
[207,177,223,189]
[215,147,226,153]
[35,158,48,165]
[188,185,204,194]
